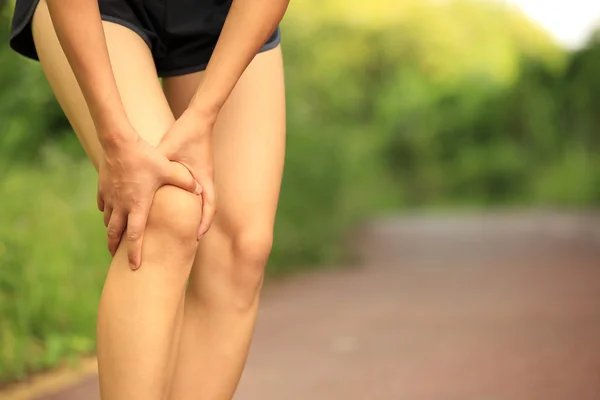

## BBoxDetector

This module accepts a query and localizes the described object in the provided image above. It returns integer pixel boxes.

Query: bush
[1,0,600,383]
[0,150,106,382]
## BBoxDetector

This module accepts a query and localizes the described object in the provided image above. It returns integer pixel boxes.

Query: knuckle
[107,228,120,238]
[127,231,141,241]
[130,197,143,209]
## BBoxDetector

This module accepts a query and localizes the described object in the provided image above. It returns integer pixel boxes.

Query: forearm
[46,0,134,149]
[188,0,290,120]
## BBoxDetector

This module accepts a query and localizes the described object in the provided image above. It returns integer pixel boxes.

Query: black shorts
[9,0,281,77]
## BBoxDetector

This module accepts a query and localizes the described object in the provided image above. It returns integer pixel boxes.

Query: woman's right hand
[96,124,201,270]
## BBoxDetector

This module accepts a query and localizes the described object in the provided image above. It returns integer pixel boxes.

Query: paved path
[36,213,600,399]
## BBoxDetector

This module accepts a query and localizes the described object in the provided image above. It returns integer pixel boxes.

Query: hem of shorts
[258,27,282,54]
[157,27,282,78]
[9,0,42,60]
[9,7,153,61]
[100,15,153,50]
[158,63,210,78]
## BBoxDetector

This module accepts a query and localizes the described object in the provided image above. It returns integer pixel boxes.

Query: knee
[144,185,202,261]
[218,228,274,310]
[231,230,273,272]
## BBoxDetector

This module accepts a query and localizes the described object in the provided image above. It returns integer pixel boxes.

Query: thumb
[164,161,202,195]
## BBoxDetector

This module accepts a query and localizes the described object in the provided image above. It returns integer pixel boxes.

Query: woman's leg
[162,46,286,399]
[32,2,201,399]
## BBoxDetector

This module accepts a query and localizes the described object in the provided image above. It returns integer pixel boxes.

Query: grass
[0,149,107,383]
[0,141,363,383]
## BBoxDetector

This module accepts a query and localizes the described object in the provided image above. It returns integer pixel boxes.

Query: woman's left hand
[158,109,217,238]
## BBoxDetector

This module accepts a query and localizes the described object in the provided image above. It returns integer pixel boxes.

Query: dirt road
[35,213,600,400]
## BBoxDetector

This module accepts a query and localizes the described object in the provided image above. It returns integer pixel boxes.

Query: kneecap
[146,185,203,246]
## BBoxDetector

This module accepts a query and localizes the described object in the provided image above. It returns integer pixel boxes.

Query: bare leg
[163,46,286,399]
[32,3,201,399]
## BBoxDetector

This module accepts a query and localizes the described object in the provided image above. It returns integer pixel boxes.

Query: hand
[158,108,217,238]
[97,123,201,269]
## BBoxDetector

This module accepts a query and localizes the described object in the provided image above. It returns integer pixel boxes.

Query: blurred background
[1,0,600,398]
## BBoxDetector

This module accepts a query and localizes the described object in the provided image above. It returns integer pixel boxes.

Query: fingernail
[130,261,138,270]
[195,183,202,195]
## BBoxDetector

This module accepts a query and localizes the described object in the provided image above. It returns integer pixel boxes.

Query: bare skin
[33,7,201,398]
[42,0,290,267]
[33,0,287,397]
[163,46,286,400]
[41,0,201,270]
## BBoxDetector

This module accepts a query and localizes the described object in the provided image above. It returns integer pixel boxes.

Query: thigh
[162,46,286,237]
[32,0,175,170]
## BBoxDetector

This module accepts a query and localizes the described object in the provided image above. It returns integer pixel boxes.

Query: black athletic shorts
[9,0,281,77]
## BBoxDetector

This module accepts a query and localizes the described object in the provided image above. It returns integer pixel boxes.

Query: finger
[103,206,113,228]
[106,210,127,257]
[197,173,216,238]
[126,205,150,270]
[164,162,201,195]
[97,191,105,212]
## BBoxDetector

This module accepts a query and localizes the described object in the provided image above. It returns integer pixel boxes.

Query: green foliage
[1,0,600,383]
[278,0,599,209]
[0,149,106,382]
[0,6,74,168]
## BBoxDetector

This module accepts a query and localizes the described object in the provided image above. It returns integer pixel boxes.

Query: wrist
[187,103,220,129]
[87,90,134,143]
[94,113,138,154]
[188,93,221,126]
[100,130,138,156]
